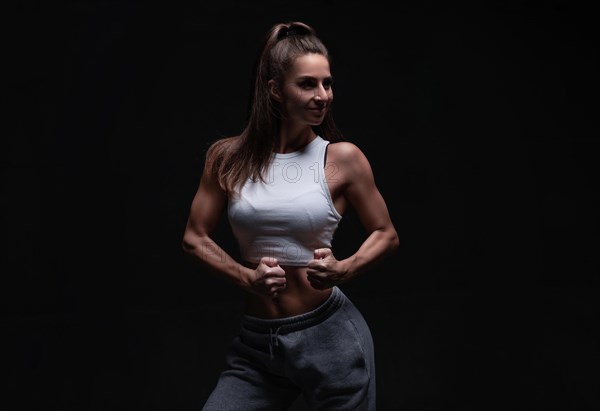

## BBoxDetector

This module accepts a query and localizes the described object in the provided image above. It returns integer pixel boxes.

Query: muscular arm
[336,143,400,280]
[181,146,253,288]
[182,142,289,299]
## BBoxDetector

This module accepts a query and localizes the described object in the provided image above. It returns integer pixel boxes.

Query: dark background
[3,1,599,410]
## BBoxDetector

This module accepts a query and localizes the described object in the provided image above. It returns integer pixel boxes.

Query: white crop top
[227,136,343,266]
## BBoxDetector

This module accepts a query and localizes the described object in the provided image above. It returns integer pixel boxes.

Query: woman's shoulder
[206,135,240,158]
[326,140,368,163]
[203,135,241,174]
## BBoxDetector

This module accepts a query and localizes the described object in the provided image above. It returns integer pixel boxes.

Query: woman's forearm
[341,228,400,281]
[182,234,252,289]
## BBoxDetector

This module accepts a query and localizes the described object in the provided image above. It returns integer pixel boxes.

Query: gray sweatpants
[202,286,376,411]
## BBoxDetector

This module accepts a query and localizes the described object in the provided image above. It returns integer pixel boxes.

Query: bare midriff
[243,261,333,319]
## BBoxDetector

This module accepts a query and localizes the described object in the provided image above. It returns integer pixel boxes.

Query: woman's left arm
[307,143,400,288]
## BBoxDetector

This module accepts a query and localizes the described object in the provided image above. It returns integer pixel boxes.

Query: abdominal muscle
[243,261,333,319]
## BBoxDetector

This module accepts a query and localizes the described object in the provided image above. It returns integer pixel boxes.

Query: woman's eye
[299,82,314,89]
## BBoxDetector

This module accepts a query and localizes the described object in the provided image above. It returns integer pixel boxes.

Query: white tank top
[227,136,343,266]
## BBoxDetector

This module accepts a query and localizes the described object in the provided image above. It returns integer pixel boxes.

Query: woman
[182,21,399,411]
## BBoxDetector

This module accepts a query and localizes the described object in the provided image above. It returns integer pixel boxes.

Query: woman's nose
[314,85,329,101]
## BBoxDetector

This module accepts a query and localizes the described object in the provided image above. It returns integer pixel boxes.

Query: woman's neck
[274,126,316,154]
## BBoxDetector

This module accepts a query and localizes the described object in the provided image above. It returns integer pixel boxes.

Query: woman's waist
[243,286,344,329]
[242,260,334,319]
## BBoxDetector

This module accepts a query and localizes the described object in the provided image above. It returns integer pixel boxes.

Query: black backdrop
[4,1,599,410]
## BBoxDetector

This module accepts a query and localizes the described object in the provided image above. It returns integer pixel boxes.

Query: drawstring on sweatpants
[242,288,343,361]
[269,326,282,360]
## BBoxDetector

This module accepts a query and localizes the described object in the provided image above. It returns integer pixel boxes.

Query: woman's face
[277,53,333,126]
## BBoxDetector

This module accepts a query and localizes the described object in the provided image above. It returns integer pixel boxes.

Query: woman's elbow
[181,230,200,254]
[388,230,400,253]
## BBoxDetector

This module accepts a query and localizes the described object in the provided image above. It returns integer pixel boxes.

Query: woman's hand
[306,248,348,290]
[246,257,287,299]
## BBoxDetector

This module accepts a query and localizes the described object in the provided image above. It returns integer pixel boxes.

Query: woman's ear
[268,79,282,102]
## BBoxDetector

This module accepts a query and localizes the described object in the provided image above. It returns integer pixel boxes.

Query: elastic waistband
[241,286,345,334]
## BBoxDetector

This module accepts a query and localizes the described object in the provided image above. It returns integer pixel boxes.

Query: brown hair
[207,21,343,196]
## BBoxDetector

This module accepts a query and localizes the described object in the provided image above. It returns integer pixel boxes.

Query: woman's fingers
[263,269,286,297]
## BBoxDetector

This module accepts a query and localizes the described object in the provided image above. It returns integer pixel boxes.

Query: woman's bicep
[184,168,227,242]
[344,148,395,234]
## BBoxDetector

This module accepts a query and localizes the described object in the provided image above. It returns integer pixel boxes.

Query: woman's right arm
[181,144,286,296]
[181,144,252,287]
